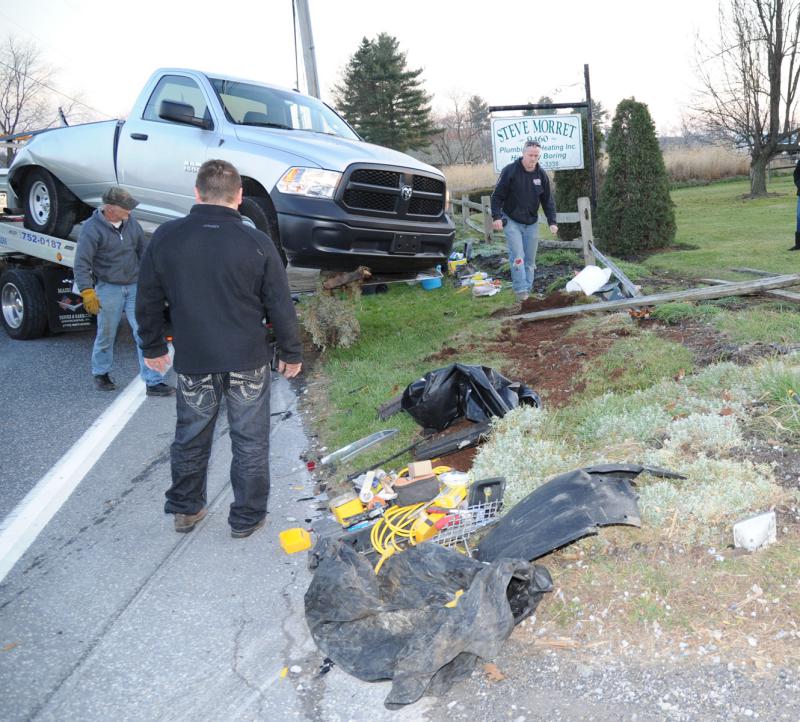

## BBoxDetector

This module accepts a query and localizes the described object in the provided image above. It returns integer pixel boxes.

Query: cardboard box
[407,460,433,479]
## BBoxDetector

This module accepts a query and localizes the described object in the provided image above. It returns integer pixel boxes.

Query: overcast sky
[0,0,720,134]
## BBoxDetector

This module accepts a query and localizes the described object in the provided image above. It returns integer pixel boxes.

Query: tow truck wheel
[22,168,77,239]
[1,269,48,340]
[239,196,288,267]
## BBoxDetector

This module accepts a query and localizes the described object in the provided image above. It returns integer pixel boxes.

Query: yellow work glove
[81,288,101,315]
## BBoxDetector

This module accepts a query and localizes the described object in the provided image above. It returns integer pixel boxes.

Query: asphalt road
[0,322,145,519]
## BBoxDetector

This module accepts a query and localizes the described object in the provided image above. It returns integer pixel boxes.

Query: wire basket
[429,500,503,556]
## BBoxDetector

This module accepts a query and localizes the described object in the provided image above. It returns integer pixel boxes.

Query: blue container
[420,277,442,290]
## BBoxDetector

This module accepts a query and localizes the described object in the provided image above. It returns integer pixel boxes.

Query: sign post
[489,64,598,211]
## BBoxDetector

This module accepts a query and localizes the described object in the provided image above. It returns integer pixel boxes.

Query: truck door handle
[130,133,148,141]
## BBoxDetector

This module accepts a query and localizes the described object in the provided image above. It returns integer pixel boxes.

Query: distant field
[442,145,760,192]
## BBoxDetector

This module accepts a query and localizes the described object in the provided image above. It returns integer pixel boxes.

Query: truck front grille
[339,165,446,219]
[350,168,401,188]
[343,188,397,212]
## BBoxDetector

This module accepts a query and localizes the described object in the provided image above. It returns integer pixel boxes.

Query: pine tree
[597,99,675,255]
[554,101,607,242]
[334,33,436,152]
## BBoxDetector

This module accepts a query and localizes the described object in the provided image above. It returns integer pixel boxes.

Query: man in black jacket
[491,140,558,302]
[136,159,302,538]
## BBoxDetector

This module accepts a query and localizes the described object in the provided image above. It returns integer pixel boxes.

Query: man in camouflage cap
[73,186,173,396]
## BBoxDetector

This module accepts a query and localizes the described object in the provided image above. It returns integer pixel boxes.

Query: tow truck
[0,167,92,339]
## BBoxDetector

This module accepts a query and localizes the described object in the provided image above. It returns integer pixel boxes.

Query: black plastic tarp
[476,464,684,563]
[305,539,552,709]
[400,363,541,432]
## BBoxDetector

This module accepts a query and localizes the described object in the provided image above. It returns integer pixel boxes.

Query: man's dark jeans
[166,366,270,531]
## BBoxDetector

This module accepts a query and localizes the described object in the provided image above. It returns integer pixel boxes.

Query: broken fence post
[577,196,595,267]
[481,195,493,243]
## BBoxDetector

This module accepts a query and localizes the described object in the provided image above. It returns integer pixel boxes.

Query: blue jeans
[167,366,271,531]
[796,196,800,231]
[92,281,163,386]
[503,217,539,294]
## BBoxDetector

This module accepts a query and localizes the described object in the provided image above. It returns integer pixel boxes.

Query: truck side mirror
[158,100,213,130]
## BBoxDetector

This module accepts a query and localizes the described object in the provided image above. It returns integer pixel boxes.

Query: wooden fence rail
[449,194,595,265]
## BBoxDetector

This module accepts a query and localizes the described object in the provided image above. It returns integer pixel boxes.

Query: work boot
[146,383,175,397]
[790,231,800,251]
[174,508,207,533]
[93,373,116,391]
[515,291,529,303]
[231,518,266,539]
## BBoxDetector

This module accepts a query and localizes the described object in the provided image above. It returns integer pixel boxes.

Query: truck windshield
[209,77,359,141]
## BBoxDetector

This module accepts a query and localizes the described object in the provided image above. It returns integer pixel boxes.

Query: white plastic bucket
[565,265,613,296]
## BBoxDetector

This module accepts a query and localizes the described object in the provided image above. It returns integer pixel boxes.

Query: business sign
[491,114,584,173]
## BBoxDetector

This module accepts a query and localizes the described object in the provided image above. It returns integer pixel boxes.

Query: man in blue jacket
[74,186,172,395]
[136,159,302,539]
[491,140,558,302]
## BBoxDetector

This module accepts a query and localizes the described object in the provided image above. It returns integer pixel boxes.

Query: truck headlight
[277,168,342,198]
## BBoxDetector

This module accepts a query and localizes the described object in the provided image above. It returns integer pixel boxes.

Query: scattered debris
[733,511,777,552]
[476,464,684,563]
[279,527,312,554]
[320,428,399,466]
[401,364,540,432]
[304,540,552,709]
[483,662,507,681]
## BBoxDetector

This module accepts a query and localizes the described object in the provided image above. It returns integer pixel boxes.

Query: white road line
[0,378,147,583]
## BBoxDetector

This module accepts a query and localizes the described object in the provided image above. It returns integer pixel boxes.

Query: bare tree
[694,0,800,196]
[431,93,491,165]
[0,36,83,167]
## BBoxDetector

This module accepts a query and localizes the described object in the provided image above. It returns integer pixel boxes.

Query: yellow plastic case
[280,527,312,554]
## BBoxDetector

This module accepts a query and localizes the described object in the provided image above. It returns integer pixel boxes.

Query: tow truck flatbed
[0,215,90,339]
[0,217,76,268]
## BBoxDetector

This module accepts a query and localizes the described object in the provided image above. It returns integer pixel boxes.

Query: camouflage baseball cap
[102,186,139,210]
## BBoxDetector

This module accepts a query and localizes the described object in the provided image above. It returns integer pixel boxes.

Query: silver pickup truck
[5,68,454,272]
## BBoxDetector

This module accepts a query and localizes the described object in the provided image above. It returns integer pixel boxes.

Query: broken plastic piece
[733,511,776,552]
[476,464,682,563]
[320,429,399,466]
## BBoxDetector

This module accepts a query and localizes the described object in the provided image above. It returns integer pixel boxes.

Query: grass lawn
[647,174,800,278]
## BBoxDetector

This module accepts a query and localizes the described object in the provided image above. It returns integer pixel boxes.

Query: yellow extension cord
[371,465,452,574]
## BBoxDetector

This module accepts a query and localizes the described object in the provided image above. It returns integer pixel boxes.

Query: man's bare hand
[492,219,503,231]
[549,224,558,235]
[278,360,302,379]
[144,354,171,374]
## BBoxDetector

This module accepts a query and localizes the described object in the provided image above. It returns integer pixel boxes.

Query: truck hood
[232,126,443,177]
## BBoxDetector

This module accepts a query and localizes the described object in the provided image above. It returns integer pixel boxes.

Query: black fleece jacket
[490,158,557,225]
[136,204,302,375]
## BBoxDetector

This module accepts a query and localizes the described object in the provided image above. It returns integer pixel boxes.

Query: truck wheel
[240,196,288,266]
[22,168,77,238]
[1,269,48,340]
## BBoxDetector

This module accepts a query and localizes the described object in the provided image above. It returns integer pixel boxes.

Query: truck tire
[22,168,77,238]
[240,196,288,266]
[1,268,48,340]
